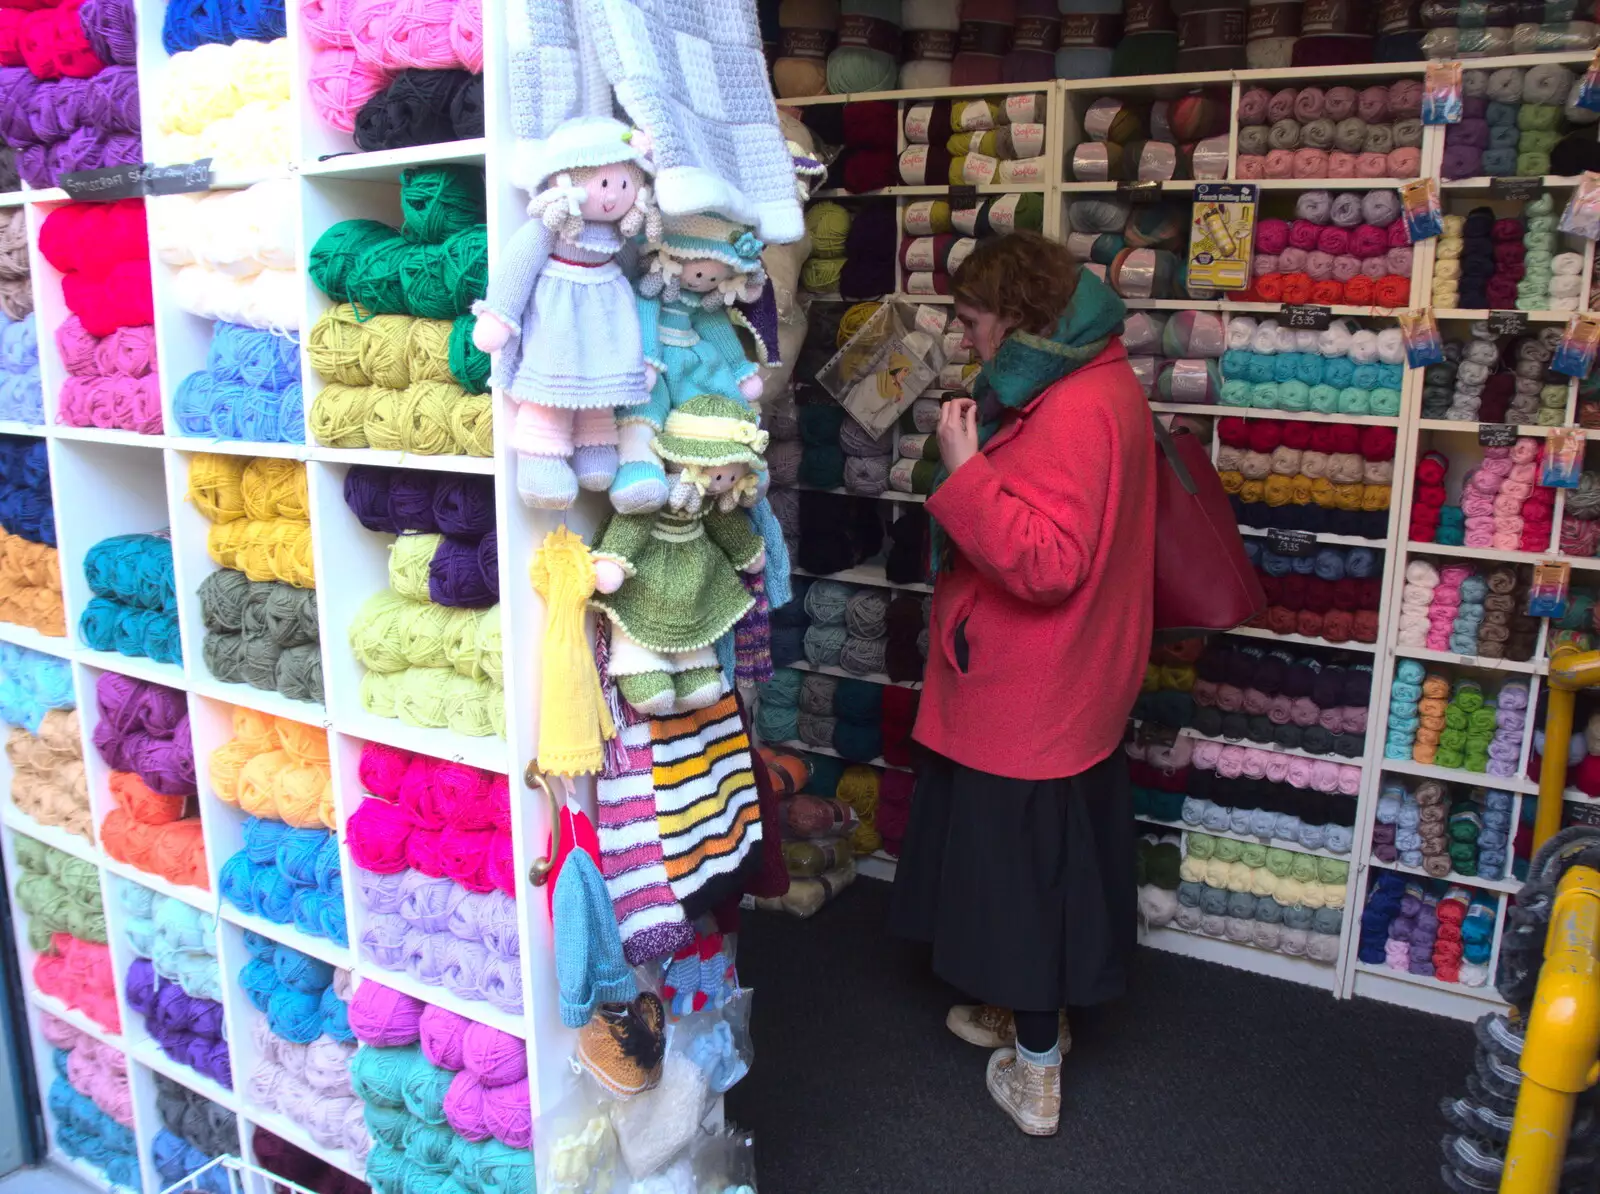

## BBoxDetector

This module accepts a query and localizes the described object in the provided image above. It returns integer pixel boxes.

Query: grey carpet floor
[727,877,1474,1194]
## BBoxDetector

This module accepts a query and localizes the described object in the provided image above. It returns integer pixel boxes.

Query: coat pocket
[936,588,977,675]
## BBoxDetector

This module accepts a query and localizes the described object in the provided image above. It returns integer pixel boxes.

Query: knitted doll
[473,116,663,509]
[611,215,769,515]
[592,395,769,716]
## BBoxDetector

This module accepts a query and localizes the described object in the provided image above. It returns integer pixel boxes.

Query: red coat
[914,340,1156,781]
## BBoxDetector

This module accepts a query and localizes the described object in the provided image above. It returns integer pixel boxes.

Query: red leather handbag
[1151,416,1266,636]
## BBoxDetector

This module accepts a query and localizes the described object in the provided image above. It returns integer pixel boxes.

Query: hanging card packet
[1580,48,1600,112]
[1560,172,1600,240]
[1401,179,1443,243]
[1542,427,1585,487]
[1553,313,1600,377]
[1422,60,1464,124]
[1399,309,1445,367]
[817,301,947,436]
[1528,560,1571,619]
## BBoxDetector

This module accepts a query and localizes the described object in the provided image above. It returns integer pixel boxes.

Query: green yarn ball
[449,315,490,393]
[347,235,413,318]
[310,219,400,303]
[400,165,487,245]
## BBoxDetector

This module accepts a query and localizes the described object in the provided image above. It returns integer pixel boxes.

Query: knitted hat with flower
[652,394,769,468]
[640,214,767,308]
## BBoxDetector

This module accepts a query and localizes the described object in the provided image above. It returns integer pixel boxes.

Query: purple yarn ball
[79,0,139,66]
[17,145,50,189]
[102,131,142,168]
[85,66,140,135]
[55,127,109,176]
[428,534,494,607]
[0,69,43,143]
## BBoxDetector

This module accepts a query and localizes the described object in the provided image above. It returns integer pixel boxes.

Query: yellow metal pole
[1536,687,1576,854]
[1503,866,1600,1194]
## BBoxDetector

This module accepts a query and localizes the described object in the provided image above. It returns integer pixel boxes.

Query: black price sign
[59,159,214,201]
[947,184,978,204]
[1488,309,1529,336]
[1118,179,1163,204]
[1491,177,1542,202]
[1284,304,1332,331]
[1135,721,1179,748]
[1478,422,1519,446]
[1267,529,1318,556]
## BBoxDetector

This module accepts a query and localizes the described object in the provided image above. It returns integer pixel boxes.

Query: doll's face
[702,463,749,493]
[577,163,643,223]
[679,258,736,293]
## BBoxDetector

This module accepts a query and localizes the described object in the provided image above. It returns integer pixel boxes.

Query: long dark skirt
[889,747,1137,1011]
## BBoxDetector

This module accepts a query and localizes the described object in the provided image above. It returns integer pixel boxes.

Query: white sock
[1017,1041,1061,1067]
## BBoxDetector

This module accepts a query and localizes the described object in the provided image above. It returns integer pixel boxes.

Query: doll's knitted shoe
[619,672,676,717]
[577,994,666,1099]
[672,668,723,712]
[518,453,578,509]
[610,461,670,514]
[574,444,619,491]
[986,1047,1060,1137]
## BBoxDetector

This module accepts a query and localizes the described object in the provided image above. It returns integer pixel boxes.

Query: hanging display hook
[525,765,561,885]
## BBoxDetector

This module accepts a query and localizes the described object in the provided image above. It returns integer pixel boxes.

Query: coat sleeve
[925,403,1112,607]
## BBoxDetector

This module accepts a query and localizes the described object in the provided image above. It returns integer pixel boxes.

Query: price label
[143,159,213,195]
[1267,529,1318,556]
[1491,177,1542,201]
[1487,309,1529,336]
[1478,422,1519,447]
[1135,721,1179,748]
[1284,304,1332,331]
[1569,802,1600,827]
[1118,179,1163,204]
[947,184,978,204]
[59,163,146,201]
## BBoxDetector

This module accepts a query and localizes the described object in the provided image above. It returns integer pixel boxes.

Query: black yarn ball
[353,69,475,152]
[449,73,484,139]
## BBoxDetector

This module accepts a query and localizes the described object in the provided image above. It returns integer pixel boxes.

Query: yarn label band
[956,20,1012,57]
[1299,0,1362,34]
[901,30,956,62]
[1058,13,1121,48]
[836,15,899,55]
[1247,0,1299,40]
[1284,305,1333,331]
[1122,0,1177,35]
[1489,177,1542,202]
[779,28,834,60]
[1010,15,1062,52]
[1118,180,1164,204]
[1486,310,1529,336]
[1378,0,1417,33]
[1266,529,1317,557]
[1477,423,1519,447]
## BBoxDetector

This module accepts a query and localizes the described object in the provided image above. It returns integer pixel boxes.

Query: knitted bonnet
[652,394,770,468]
[508,115,656,192]
[642,213,768,306]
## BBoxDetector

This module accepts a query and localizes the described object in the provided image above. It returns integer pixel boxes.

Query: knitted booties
[698,933,732,1009]
[610,459,670,514]
[618,671,677,717]
[574,444,619,492]
[661,947,701,1017]
[672,667,723,712]
[518,452,579,509]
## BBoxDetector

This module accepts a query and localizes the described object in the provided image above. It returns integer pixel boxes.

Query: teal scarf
[929,269,1126,571]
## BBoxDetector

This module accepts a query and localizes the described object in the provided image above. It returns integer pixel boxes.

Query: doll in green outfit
[610,215,769,515]
[593,395,769,716]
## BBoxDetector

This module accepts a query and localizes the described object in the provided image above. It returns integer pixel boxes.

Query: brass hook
[525,765,562,886]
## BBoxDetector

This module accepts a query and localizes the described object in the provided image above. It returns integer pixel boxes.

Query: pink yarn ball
[443,1069,491,1141]
[461,1020,526,1087]
[56,314,100,375]
[349,0,461,70]
[359,741,413,798]
[449,0,480,73]
[301,0,357,49]
[481,1078,531,1148]
[418,1003,470,1070]
[308,47,394,134]
[348,979,425,1046]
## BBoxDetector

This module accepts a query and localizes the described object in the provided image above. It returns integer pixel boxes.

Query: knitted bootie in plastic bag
[661,947,701,1018]
[576,993,667,1099]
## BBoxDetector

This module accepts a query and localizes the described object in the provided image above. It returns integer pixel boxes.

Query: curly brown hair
[949,230,1079,336]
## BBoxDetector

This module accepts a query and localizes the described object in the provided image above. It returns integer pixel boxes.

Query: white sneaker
[987,1047,1061,1137]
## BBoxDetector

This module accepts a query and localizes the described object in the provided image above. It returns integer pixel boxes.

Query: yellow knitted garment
[529,527,615,776]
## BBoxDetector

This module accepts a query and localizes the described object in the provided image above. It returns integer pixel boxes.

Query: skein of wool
[1115,0,1180,73]
[951,0,1013,83]
[1003,0,1058,79]
[1375,0,1422,59]
[1055,0,1121,74]
[1246,0,1300,63]
[1174,0,1248,69]
[900,0,958,85]
[1292,0,1374,63]
[354,69,481,151]
[775,0,839,96]
[827,0,901,93]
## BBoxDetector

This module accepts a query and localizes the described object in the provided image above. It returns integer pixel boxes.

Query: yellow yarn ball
[349,591,412,673]
[804,201,852,259]
[359,669,404,717]
[388,533,442,602]
[366,382,460,456]
[310,383,380,448]
[800,256,845,294]
[837,302,882,347]
[240,458,308,522]
[404,319,455,385]
[836,764,882,855]
[447,392,493,456]
[188,454,247,524]
[947,131,999,156]
[275,720,329,766]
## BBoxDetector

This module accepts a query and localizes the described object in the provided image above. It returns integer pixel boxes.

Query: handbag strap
[1151,414,1198,496]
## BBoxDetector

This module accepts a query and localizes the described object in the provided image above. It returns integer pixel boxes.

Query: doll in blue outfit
[610,214,769,514]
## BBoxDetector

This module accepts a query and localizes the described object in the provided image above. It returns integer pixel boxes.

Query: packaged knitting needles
[1187,184,1257,292]
[1560,173,1600,240]
[1542,427,1585,487]
[1422,61,1463,125]
[1579,47,1600,112]
[1529,561,1572,618]
[1400,178,1443,243]
[1399,309,1445,368]
[1554,312,1600,376]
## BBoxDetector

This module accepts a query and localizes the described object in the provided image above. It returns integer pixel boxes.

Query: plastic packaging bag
[692,1126,758,1194]
[816,302,946,437]
[538,1080,626,1194]
[754,857,857,918]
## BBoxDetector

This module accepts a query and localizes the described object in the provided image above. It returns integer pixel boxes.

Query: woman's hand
[938,398,980,473]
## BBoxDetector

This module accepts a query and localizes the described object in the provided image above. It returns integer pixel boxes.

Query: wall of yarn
[2,644,86,838]
[1240,538,1383,645]
[238,932,366,1161]
[346,741,521,1015]
[152,1073,240,1194]
[307,169,490,458]
[0,0,139,188]
[1138,636,1373,760]
[799,199,893,300]
[80,530,179,663]
[1216,418,1396,540]
[1374,777,1514,882]
[797,579,920,679]
[94,671,206,889]
[40,200,159,435]
[1066,92,1229,183]
[1443,64,1597,179]
[13,833,117,1028]
[1358,872,1498,988]
[1397,557,1537,661]
[0,208,41,423]
[1127,735,1360,853]
[187,454,322,702]
[349,980,534,1194]
[1066,196,1193,301]
[1386,663,1529,776]
[1245,190,1411,308]
[343,466,503,739]
[214,712,346,946]
[0,435,62,635]
[254,1127,371,1194]
[1418,3,1599,61]
[1423,324,1570,424]
[36,1014,138,1186]
[1432,198,1583,313]
[1235,83,1422,181]
[300,0,483,151]
[117,877,231,1087]
[756,664,917,768]
[1408,438,1555,552]
[891,94,1051,190]
[151,38,289,176]
[172,321,302,444]
[1137,830,1348,963]
[754,747,864,917]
